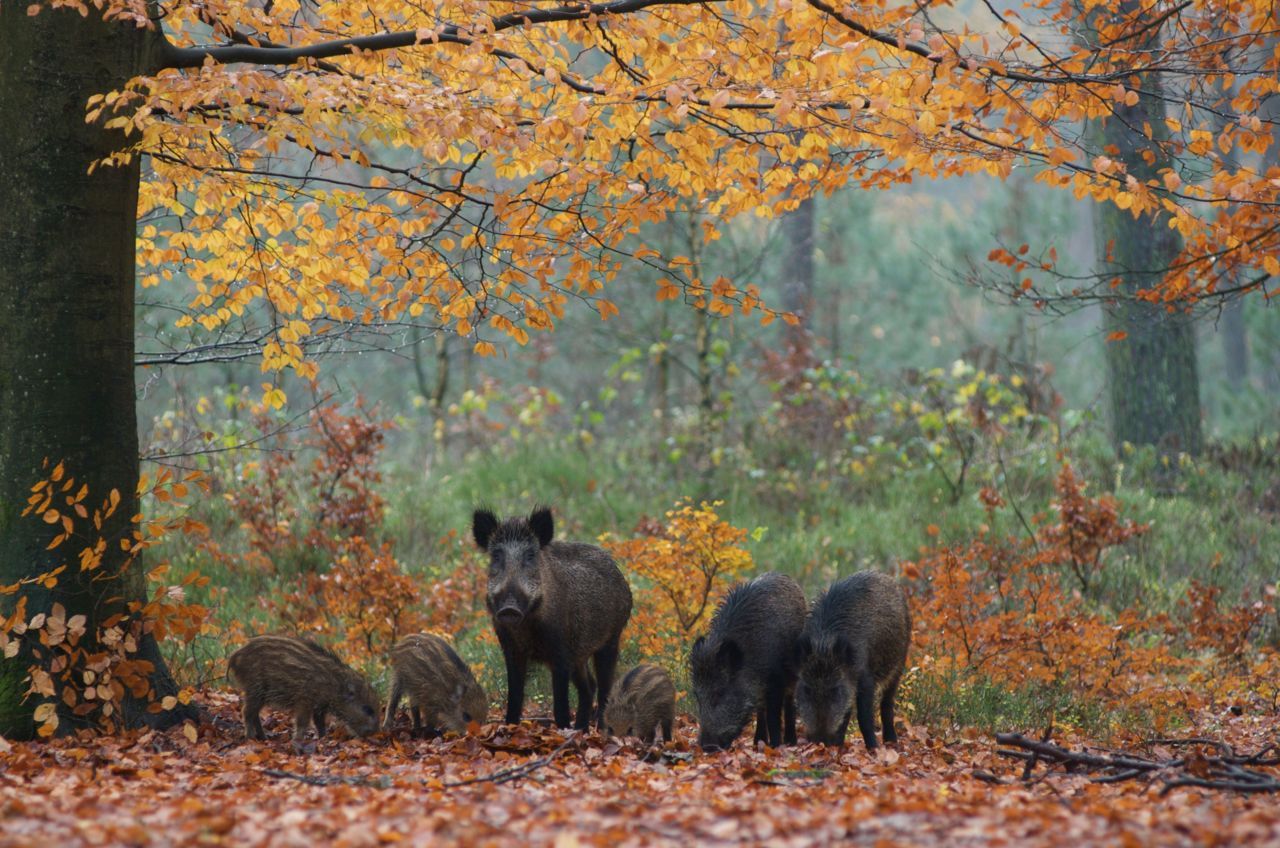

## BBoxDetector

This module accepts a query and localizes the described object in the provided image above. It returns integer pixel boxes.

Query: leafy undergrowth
[2,692,1278,846]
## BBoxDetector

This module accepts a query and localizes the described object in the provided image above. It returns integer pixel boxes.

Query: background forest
[141,165,1280,735]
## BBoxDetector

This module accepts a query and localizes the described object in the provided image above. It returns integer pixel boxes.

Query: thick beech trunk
[0,4,184,737]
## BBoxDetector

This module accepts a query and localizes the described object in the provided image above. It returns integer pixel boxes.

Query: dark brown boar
[473,505,633,729]
[227,635,380,741]
[689,572,807,751]
[795,571,910,749]
[383,633,487,735]
[603,664,677,744]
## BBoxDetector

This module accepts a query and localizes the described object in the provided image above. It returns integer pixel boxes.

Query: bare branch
[159,0,721,70]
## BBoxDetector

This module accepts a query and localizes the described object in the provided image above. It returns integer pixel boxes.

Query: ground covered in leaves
[2,692,1278,847]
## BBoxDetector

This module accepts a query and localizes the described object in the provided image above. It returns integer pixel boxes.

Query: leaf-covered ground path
[2,692,1278,846]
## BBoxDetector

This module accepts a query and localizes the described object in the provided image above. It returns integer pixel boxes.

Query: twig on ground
[442,737,578,788]
[994,733,1280,794]
[262,768,391,788]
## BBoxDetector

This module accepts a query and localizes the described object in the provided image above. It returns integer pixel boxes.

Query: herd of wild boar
[228,506,911,751]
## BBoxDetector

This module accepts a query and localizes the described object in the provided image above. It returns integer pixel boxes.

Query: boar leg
[880,675,900,745]
[854,671,879,750]
[312,708,328,738]
[293,708,313,742]
[661,714,674,744]
[591,636,621,729]
[382,674,404,730]
[410,706,424,735]
[837,708,853,745]
[754,707,767,743]
[763,684,784,747]
[550,657,574,729]
[500,642,528,725]
[783,691,798,746]
[571,665,595,731]
[242,694,266,740]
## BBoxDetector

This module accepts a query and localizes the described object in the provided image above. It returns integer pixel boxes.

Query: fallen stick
[262,768,391,788]
[442,737,577,788]
[994,733,1280,794]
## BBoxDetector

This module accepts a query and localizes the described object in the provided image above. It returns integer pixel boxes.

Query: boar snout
[495,602,524,624]
[698,733,733,753]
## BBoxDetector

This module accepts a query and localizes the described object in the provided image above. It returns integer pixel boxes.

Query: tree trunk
[1090,8,1202,458]
[1220,297,1249,388]
[781,197,816,349]
[655,310,671,439]
[0,5,185,737]
[695,304,714,421]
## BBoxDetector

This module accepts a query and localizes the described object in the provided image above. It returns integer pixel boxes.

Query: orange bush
[905,460,1274,728]
[276,536,428,667]
[602,499,755,674]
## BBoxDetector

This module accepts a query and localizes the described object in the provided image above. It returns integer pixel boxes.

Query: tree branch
[158,0,720,70]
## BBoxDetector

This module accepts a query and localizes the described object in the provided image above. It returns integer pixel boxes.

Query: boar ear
[529,505,554,548]
[472,508,499,550]
[718,639,744,672]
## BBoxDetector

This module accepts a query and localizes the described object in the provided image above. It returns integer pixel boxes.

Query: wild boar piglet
[228,635,379,742]
[604,664,677,744]
[383,633,487,735]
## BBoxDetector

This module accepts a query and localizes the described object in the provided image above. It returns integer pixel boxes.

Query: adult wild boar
[689,572,807,751]
[795,571,910,749]
[473,505,632,729]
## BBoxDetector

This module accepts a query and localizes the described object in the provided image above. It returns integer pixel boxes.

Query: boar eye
[462,712,472,722]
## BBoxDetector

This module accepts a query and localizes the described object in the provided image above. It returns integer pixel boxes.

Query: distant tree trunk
[655,310,671,438]
[432,334,449,417]
[1221,298,1249,388]
[695,304,714,421]
[0,5,186,737]
[1089,7,1202,457]
[781,197,816,348]
[411,333,450,452]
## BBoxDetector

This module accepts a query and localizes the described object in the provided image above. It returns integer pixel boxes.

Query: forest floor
[1,691,1278,847]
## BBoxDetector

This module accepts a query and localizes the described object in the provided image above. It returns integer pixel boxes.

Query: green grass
[904,670,1141,740]
[153,421,1280,735]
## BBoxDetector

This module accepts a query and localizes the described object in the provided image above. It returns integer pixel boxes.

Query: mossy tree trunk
[0,4,185,737]
[1090,8,1202,458]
